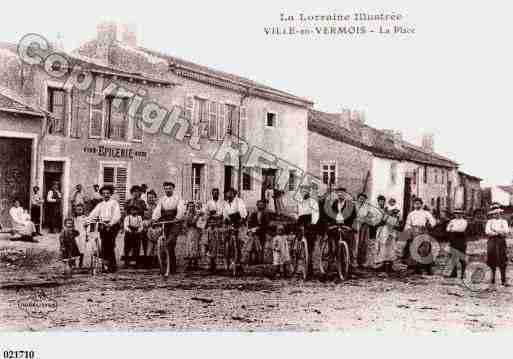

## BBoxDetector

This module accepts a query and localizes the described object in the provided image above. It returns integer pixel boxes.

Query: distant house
[481,185,513,207]
[454,171,483,211]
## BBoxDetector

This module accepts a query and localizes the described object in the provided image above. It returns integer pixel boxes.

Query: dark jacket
[319,197,356,229]
[248,210,271,233]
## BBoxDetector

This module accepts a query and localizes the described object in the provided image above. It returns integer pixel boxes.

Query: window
[431,198,435,207]
[289,169,297,191]
[225,104,238,136]
[412,169,417,185]
[390,162,398,185]
[242,167,252,191]
[266,112,276,127]
[191,163,203,202]
[434,169,438,184]
[321,162,336,186]
[102,164,128,211]
[105,96,129,140]
[441,169,445,184]
[424,165,428,184]
[194,97,209,137]
[209,101,218,139]
[47,87,67,135]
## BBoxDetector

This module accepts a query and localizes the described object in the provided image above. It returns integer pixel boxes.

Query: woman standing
[375,198,401,273]
[31,186,43,235]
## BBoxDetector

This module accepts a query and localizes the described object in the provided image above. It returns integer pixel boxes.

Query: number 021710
[3,351,35,359]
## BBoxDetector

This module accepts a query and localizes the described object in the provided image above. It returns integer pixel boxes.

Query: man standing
[85,185,121,273]
[152,182,186,275]
[30,186,43,235]
[223,188,248,273]
[485,205,510,286]
[125,185,148,267]
[46,182,62,233]
[403,197,437,275]
[294,185,319,279]
[247,200,271,264]
[446,209,468,279]
[205,188,224,273]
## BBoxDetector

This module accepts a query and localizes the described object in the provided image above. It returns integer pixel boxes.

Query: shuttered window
[89,92,103,138]
[225,104,238,136]
[218,103,225,140]
[105,96,129,141]
[184,95,195,136]
[70,89,81,138]
[242,167,252,191]
[194,98,209,137]
[47,87,67,135]
[102,164,128,211]
[209,101,218,139]
[239,106,247,140]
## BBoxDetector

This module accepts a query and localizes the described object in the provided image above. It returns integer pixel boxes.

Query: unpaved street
[1,233,512,333]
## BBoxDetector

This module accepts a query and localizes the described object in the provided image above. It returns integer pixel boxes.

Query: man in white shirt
[485,206,510,286]
[294,185,319,278]
[85,185,121,273]
[152,181,186,275]
[403,197,437,275]
[446,209,468,279]
[222,188,248,274]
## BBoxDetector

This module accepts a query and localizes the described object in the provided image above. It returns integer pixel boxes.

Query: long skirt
[487,235,507,269]
[375,225,397,264]
[185,227,201,259]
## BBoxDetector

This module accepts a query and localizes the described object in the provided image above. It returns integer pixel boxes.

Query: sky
[2,0,511,186]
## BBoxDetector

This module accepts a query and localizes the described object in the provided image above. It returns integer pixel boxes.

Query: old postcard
[0,0,511,356]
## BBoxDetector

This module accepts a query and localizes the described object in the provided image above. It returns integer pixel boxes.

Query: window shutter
[184,95,195,136]
[209,101,218,140]
[239,106,247,140]
[115,167,128,211]
[218,103,225,140]
[103,166,115,185]
[70,88,80,138]
[201,100,209,138]
[202,164,209,203]
[182,163,193,202]
[89,92,103,138]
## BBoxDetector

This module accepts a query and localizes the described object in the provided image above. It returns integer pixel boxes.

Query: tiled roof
[75,39,313,107]
[308,109,458,168]
[458,171,482,182]
[0,85,45,116]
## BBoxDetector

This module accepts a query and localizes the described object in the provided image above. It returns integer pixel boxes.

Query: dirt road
[1,233,512,333]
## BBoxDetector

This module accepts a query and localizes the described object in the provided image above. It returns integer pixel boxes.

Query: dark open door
[0,137,32,227]
[402,177,412,223]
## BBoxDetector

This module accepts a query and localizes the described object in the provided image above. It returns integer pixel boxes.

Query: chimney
[119,23,137,46]
[96,21,117,64]
[421,133,434,152]
[339,108,351,131]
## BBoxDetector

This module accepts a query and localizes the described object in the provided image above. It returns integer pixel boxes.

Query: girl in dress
[184,202,203,271]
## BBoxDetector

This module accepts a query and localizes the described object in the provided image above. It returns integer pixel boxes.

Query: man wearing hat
[403,197,437,275]
[485,205,510,286]
[446,209,468,279]
[294,184,319,278]
[85,185,121,273]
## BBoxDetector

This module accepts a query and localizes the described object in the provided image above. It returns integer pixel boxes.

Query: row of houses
[0,22,482,225]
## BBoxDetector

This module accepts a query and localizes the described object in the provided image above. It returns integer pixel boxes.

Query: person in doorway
[85,185,121,273]
[485,205,510,286]
[31,186,43,235]
[264,184,275,212]
[10,199,37,241]
[403,197,437,275]
[46,182,62,233]
[446,209,468,279]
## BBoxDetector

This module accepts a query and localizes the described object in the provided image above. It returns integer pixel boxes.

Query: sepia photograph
[0,0,512,355]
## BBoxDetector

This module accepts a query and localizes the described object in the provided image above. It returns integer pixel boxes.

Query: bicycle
[289,224,309,280]
[205,216,225,272]
[153,219,184,278]
[319,222,352,281]
[84,218,103,276]
[224,222,244,277]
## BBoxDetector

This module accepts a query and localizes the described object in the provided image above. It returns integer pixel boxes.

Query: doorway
[261,168,277,200]
[224,165,233,195]
[402,177,412,223]
[43,161,64,229]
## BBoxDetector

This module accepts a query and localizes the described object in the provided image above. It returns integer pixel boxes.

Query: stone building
[0,22,313,225]
[454,171,482,212]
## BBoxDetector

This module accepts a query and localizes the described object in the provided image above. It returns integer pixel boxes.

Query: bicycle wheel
[318,237,331,275]
[337,240,350,281]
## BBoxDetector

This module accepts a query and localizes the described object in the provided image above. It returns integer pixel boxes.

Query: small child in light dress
[185,202,202,271]
[59,218,81,268]
[272,224,290,278]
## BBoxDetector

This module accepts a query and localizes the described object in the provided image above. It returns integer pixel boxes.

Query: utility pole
[237,87,252,196]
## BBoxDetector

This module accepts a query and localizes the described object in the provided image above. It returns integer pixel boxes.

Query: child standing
[73,204,89,268]
[271,224,290,279]
[59,218,81,268]
[446,209,468,279]
[123,205,144,267]
[185,202,202,271]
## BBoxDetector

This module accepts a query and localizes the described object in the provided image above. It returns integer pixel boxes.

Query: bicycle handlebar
[327,224,352,232]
